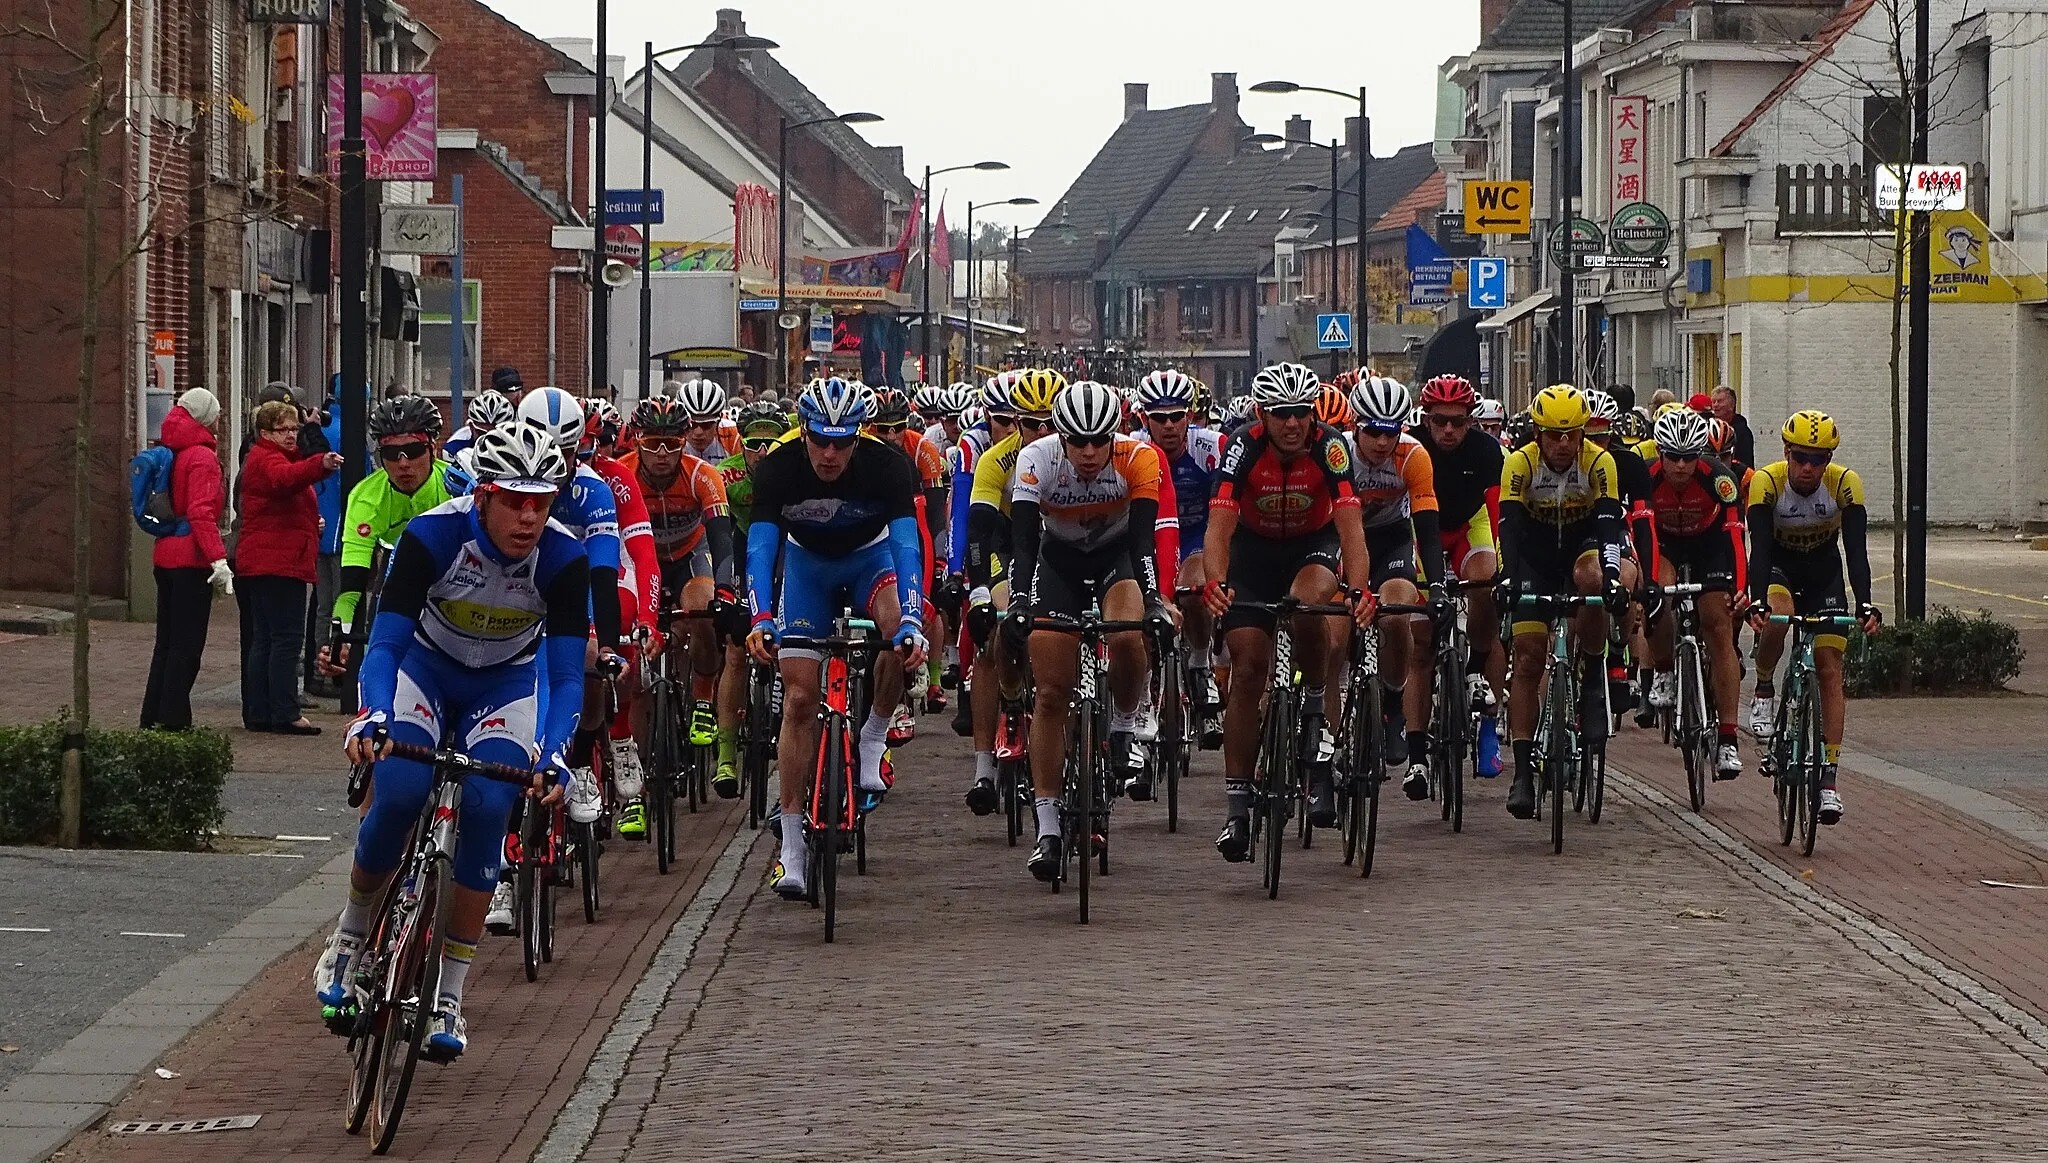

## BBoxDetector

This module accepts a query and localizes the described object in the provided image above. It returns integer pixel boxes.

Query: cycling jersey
[550,464,624,647]
[1499,441,1619,528]
[963,430,1027,587]
[968,430,1025,516]
[1746,459,1872,618]
[587,452,661,632]
[1498,440,1626,593]
[1137,427,1224,556]
[369,498,588,673]
[1603,439,1660,563]
[1348,433,1438,530]
[745,434,924,633]
[1421,427,1503,532]
[946,424,996,575]
[717,451,756,531]
[442,424,478,459]
[1748,461,1862,553]
[623,450,730,562]
[889,428,948,491]
[1012,435,1170,554]
[1648,455,1743,540]
[1210,421,1359,541]
[684,424,740,463]
[334,465,454,628]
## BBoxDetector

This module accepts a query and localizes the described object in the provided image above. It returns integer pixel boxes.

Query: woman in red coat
[236,399,343,733]
[142,389,234,731]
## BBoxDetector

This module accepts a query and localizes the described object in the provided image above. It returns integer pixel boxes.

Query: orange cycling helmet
[1315,383,1355,428]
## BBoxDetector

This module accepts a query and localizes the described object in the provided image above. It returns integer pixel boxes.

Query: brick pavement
[53,797,746,1163]
[550,726,2048,1161]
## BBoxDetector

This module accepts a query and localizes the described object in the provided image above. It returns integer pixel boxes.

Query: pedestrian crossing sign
[1316,313,1353,350]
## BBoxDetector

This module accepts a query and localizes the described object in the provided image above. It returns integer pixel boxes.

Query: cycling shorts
[1365,521,1416,589]
[1659,530,1736,590]
[777,534,897,658]
[355,648,536,893]
[1441,506,1496,577]
[1221,527,1342,634]
[1768,547,1849,650]
[658,543,715,602]
[1509,523,1604,636]
[1027,538,1137,623]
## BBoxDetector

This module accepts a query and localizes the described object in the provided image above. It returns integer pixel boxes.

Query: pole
[776,119,789,393]
[639,40,654,404]
[1557,0,1575,387]
[965,200,976,384]
[450,173,465,419]
[591,0,609,396]
[1330,140,1341,378]
[1905,0,1930,619]
[1354,89,1370,372]
[920,165,932,381]
[339,0,367,491]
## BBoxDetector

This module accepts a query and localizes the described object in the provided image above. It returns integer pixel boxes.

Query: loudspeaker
[601,260,635,287]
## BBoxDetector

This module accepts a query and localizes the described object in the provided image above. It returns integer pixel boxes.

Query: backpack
[129,445,190,538]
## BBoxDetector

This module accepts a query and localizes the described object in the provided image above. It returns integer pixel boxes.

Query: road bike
[330,737,534,1154]
[1417,584,1480,835]
[1762,612,1862,856]
[1331,599,1431,875]
[572,658,622,921]
[511,783,567,981]
[1513,592,1609,854]
[1231,596,1353,899]
[1659,573,1729,813]
[781,614,884,943]
[743,657,780,830]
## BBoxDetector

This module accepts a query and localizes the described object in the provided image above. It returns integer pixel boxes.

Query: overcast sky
[481,0,1484,230]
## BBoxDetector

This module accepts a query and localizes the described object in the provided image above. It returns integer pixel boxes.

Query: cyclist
[1584,388,1661,720]
[1641,408,1748,779]
[1203,362,1373,862]
[1745,409,1880,824]
[1414,374,1506,777]
[1474,397,1508,445]
[745,378,927,899]
[576,404,663,837]
[1344,376,1447,809]
[1497,384,1633,820]
[326,395,453,659]
[622,396,739,797]
[708,401,789,792]
[443,389,513,460]
[959,370,1063,813]
[673,378,741,462]
[583,397,627,459]
[869,386,950,720]
[1011,381,1175,878]
[1133,367,1227,756]
[317,421,588,1058]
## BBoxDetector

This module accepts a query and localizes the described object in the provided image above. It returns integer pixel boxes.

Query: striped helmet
[1349,376,1411,431]
[1051,380,1123,439]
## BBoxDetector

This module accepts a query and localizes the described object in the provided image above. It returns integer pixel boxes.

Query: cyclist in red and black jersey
[1585,389,1659,720]
[1201,362,1372,864]
[1642,408,1750,779]
[1416,374,1507,777]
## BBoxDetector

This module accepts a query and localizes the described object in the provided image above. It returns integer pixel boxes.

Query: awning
[938,313,1025,336]
[1475,289,1556,333]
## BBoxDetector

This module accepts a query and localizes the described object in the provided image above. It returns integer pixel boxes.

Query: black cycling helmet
[369,394,443,440]
[632,396,690,437]
[490,366,523,392]
[735,400,787,438]
[870,387,911,424]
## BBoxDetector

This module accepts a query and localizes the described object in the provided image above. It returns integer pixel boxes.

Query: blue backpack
[129,445,190,538]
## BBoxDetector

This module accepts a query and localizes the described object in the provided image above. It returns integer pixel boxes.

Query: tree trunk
[1887,190,1908,620]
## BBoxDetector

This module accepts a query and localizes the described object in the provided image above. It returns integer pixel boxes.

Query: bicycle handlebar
[1227,598,1353,617]
[1657,580,1733,596]
[1767,613,1862,630]
[1025,615,1161,635]
[382,739,536,785]
[1512,593,1606,613]
[777,634,888,655]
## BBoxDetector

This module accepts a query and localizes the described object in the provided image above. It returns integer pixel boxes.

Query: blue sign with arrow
[1315,313,1353,351]
[1468,257,1508,309]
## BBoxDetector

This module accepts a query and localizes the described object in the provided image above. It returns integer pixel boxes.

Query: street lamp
[965,196,1038,384]
[920,160,1008,381]
[778,111,884,392]
[635,34,778,400]
[1250,80,1371,363]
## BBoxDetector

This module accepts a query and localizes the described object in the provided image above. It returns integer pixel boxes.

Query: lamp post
[778,111,884,392]
[1270,142,1352,377]
[636,35,777,401]
[593,0,607,397]
[964,196,1039,384]
[339,0,367,491]
[1251,81,1371,366]
[920,161,1007,381]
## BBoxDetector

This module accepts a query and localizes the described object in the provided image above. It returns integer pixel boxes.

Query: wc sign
[1873,164,1967,211]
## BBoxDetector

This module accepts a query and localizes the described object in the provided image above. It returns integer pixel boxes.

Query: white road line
[274,834,332,842]
[118,931,187,939]
[0,926,52,933]
[247,852,306,859]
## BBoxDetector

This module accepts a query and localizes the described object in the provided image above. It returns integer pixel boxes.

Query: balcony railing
[1775,162,1989,234]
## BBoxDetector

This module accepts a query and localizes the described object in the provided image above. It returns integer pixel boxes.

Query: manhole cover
[107,1115,261,1134]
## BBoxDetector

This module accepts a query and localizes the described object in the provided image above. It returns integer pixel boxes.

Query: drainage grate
[107,1115,262,1134]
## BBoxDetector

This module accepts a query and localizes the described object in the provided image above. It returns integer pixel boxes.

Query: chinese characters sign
[326,74,437,180]
[1610,95,1647,207]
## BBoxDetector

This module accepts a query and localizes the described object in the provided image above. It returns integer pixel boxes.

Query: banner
[1406,224,1454,305]
[326,73,437,180]
[733,184,778,283]
[800,248,908,291]
[1611,95,1648,206]
[649,241,735,272]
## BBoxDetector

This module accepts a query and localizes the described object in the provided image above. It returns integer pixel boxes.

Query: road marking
[247,852,306,859]
[1867,573,2048,609]
[119,931,187,939]
[531,821,760,1163]
[274,834,332,842]
[0,926,52,933]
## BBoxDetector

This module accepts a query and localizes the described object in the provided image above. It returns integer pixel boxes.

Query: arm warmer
[1128,497,1163,596]
[1498,501,1527,587]
[1723,502,1749,597]
[1745,502,1776,606]
[947,465,975,573]
[335,565,372,629]
[1412,509,1445,592]
[1151,472,1179,572]
[1626,500,1659,577]
[1842,505,1873,607]
[704,514,738,592]
[539,554,592,759]
[746,520,782,625]
[1009,501,1042,605]
[1593,497,1627,580]
[591,565,621,649]
[966,503,1001,589]
[888,514,926,632]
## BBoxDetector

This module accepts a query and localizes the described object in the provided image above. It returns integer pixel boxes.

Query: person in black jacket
[1712,385,1755,470]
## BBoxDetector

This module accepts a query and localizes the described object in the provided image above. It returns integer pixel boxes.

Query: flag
[896,191,922,252]
[933,201,951,273]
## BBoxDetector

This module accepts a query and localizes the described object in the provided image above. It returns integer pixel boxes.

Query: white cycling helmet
[1582,388,1620,431]
[1349,376,1412,431]
[1653,406,1713,456]
[796,376,873,438]
[466,388,515,432]
[470,419,568,493]
[1224,394,1257,424]
[941,383,976,416]
[582,397,624,438]
[959,403,986,429]
[1474,397,1507,422]
[516,387,584,452]
[671,377,727,421]
[1135,368,1197,411]
[1250,362,1320,408]
[979,371,1017,414]
[1051,380,1123,440]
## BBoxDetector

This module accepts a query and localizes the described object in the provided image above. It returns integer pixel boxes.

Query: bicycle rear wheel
[1002,753,1025,847]
[1158,659,1185,834]
[517,840,541,983]
[370,858,445,1155]
[1798,682,1823,857]
[577,819,601,923]
[820,716,845,942]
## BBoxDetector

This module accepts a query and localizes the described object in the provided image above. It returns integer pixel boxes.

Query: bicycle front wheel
[1799,681,1824,857]
[1260,693,1296,899]
[578,820,601,923]
[517,855,540,983]
[746,672,774,830]
[819,717,845,942]
[370,857,446,1155]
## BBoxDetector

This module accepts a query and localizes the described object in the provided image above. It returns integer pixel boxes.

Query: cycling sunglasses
[806,431,858,451]
[1660,450,1700,464]
[1063,433,1113,449]
[686,418,722,429]
[377,440,431,462]
[1787,449,1832,467]
[870,421,908,434]
[638,436,686,453]
[1015,416,1052,433]
[1262,404,1314,421]
[986,411,1019,426]
[1424,412,1470,429]
[742,436,779,452]
[1144,409,1189,425]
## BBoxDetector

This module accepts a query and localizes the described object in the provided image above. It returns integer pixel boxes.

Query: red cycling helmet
[1418,374,1478,411]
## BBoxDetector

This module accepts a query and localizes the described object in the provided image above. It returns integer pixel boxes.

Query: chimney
[1123,82,1149,123]
[1479,0,1514,40]
[1285,115,1311,144]
[877,145,903,174]
[715,8,746,39]
[1210,71,1237,117]
[1345,115,1362,156]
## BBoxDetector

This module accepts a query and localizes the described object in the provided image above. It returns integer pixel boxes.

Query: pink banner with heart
[326,73,438,180]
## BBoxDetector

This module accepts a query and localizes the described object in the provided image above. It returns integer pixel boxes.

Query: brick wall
[429,152,589,392]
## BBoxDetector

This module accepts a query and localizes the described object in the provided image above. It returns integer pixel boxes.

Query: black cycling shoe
[1124,775,1155,802]
[1027,834,1063,882]
[1382,708,1408,766]
[1215,815,1252,863]
[965,779,998,816]
[1306,775,1338,828]
[942,663,960,690]
[1402,765,1431,802]
[1199,714,1224,751]
[1111,729,1141,771]
[950,696,974,738]
[1506,770,1538,819]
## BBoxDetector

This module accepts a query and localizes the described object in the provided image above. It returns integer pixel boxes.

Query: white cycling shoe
[612,739,646,800]
[1713,742,1743,780]
[1818,787,1844,825]
[426,999,468,1058]
[315,927,362,1009]
[1133,703,1160,743]
[1748,695,1777,739]
[1648,672,1677,710]
[567,766,603,824]
[485,882,516,936]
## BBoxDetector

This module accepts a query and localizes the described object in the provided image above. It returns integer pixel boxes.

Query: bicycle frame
[1661,573,1728,813]
[1228,596,1352,899]
[780,617,882,943]
[1766,612,1860,856]
[1513,593,1607,854]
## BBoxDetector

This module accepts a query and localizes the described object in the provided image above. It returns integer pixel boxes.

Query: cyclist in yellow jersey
[1744,409,1881,825]
[1496,385,1634,820]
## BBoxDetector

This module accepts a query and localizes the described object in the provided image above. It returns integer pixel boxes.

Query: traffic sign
[1467,257,1508,309]
[738,298,780,311]
[1463,181,1532,233]
[603,188,665,224]
[1315,313,1353,351]
[1873,164,1967,211]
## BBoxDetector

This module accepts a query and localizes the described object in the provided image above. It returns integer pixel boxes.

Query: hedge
[0,718,231,849]
[1845,606,2026,697]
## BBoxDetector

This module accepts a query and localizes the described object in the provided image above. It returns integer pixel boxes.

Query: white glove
[208,559,235,595]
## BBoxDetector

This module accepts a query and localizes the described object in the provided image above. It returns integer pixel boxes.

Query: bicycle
[649,610,721,872]
[1419,583,1483,835]
[512,783,567,981]
[1659,573,1730,814]
[743,656,780,830]
[781,614,885,943]
[1331,599,1431,875]
[330,737,536,1155]
[1762,612,1862,857]
[1512,592,1609,854]
[1148,601,1192,835]
[572,657,622,920]
[1229,595,1353,899]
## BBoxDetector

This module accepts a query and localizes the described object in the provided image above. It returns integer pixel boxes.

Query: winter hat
[178,387,221,427]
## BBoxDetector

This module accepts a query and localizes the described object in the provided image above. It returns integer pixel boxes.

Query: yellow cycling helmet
[1007,368,1067,417]
[1529,383,1591,432]
[1781,409,1840,451]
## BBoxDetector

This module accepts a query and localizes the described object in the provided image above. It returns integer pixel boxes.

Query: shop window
[417,278,481,399]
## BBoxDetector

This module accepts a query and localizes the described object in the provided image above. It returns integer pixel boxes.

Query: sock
[338,883,378,939]
[1034,796,1062,838]
[1754,680,1775,699]
[1303,685,1325,716]
[1110,706,1138,733]
[717,726,738,765]
[691,673,715,703]
[974,752,996,785]
[779,818,806,869]
[568,729,596,768]
[1823,742,1841,766]
[1512,738,1535,775]
[946,644,959,667]
[1718,723,1738,743]
[1407,730,1429,766]
[928,658,942,686]
[1191,644,1212,668]
[1225,780,1253,818]
[437,935,477,1007]
[858,715,891,792]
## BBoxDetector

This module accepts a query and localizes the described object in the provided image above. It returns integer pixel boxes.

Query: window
[294,27,326,175]
[1178,282,1214,333]
[244,25,273,190]
[1211,205,1234,231]
[207,0,232,180]
[1863,95,1910,171]
[417,279,482,399]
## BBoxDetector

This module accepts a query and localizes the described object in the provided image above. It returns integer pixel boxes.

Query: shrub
[1846,606,2025,696]
[0,718,231,849]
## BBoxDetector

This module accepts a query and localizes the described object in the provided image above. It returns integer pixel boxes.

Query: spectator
[491,366,523,401]
[1649,388,1677,412]
[1609,383,1636,416]
[1711,384,1755,469]
[306,395,347,698]
[234,399,343,734]
[737,383,758,404]
[141,389,232,732]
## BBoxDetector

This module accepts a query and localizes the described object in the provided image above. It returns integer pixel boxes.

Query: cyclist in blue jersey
[1134,368,1226,744]
[743,377,927,900]
[442,388,514,460]
[316,421,588,1059]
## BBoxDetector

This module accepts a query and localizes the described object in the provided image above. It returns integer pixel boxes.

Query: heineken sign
[1608,202,1672,257]
[1548,218,1606,266]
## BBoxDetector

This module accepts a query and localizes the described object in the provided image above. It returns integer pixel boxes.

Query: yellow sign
[1464,181,1533,234]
